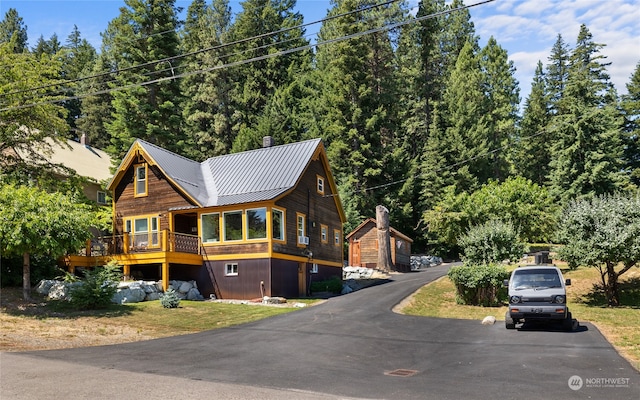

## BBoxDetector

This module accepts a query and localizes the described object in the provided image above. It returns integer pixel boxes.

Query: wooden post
[376,205,393,272]
[161,262,169,292]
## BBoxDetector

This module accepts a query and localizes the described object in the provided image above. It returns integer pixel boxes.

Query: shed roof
[345,218,413,243]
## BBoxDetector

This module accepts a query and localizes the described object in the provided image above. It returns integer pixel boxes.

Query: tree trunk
[22,252,32,301]
[376,205,393,272]
[605,262,619,306]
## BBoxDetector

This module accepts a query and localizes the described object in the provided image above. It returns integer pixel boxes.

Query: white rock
[482,316,496,325]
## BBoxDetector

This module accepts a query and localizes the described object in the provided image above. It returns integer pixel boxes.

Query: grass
[0,290,318,351]
[401,262,640,371]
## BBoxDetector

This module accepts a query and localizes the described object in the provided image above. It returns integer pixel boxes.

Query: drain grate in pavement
[384,369,418,377]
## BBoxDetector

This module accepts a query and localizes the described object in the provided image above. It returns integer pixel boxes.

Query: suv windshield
[512,269,562,290]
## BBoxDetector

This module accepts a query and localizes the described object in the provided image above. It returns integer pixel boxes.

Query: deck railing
[77,230,201,256]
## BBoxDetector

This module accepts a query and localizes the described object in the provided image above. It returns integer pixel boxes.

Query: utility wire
[323,128,548,198]
[0,0,495,113]
[0,0,403,100]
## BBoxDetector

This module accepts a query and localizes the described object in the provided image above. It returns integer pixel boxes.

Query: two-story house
[66,137,346,300]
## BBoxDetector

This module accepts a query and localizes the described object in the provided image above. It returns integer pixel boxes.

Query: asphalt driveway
[2,264,638,399]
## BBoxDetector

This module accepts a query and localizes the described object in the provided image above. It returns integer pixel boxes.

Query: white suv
[504,266,575,331]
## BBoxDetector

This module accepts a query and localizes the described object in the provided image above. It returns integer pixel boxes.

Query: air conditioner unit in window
[298,236,309,245]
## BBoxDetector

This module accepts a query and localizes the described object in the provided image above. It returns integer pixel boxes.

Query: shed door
[352,241,361,267]
[298,262,307,297]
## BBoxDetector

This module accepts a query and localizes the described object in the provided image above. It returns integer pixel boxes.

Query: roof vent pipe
[263,136,275,148]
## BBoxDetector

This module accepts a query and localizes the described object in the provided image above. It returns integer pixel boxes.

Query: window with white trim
[223,210,243,241]
[201,213,220,243]
[134,164,147,197]
[334,230,341,246]
[225,263,238,276]
[297,213,306,245]
[246,208,267,240]
[316,175,325,195]
[97,191,107,204]
[125,216,159,248]
[272,208,285,241]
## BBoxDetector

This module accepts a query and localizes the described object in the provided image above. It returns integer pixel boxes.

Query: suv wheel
[505,312,516,330]
[562,311,574,332]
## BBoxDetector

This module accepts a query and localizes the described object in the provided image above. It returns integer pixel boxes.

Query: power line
[0,0,403,101]
[323,128,548,198]
[0,0,495,113]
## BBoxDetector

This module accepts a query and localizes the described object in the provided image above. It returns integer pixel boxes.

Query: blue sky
[2,0,639,102]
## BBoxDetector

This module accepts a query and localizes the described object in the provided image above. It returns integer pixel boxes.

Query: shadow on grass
[579,277,640,308]
[1,287,134,319]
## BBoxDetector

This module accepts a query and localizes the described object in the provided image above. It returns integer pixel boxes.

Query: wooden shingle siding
[114,160,194,234]
[274,157,343,265]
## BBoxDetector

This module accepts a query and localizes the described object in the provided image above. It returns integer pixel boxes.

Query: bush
[68,262,122,310]
[447,263,509,306]
[458,220,526,264]
[310,276,343,294]
[161,289,181,308]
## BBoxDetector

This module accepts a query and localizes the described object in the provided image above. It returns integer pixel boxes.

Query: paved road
[2,264,639,399]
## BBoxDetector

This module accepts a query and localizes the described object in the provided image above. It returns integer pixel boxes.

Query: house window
[321,224,328,243]
[201,213,220,243]
[272,208,285,241]
[311,263,318,273]
[334,230,341,246]
[316,175,325,195]
[97,191,107,204]
[225,263,238,276]
[223,210,243,241]
[246,208,267,240]
[297,213,307,245]
[126,216,159,248]
[134,164,148,197]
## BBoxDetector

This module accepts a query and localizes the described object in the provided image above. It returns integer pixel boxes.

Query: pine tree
[548,24,629,203]
[546,34,570,114]
[513,61,551,185]
[0,8,27,53]
[620,62,640,186]
[105,0,185,159]
[314,0,403,223]
[31,33,61,57]
[228,0,310,151]
[181,0,234,160]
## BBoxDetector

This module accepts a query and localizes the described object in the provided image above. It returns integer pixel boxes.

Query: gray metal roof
[135,138,322,207]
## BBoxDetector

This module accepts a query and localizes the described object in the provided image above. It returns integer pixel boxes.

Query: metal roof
[135,138,322,207]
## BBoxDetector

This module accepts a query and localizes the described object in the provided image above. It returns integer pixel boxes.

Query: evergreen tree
[60,26,97,136]
[181,0,234,160]
[478,36,519,182]
[105,0,186,159]
[620,62,640,186]
[513,61,551,185]
[315,0,403,223]
[31,33,61,57]
[0,8,27,53]
[545,34,570,114]
[548,24,629,203]
[228,0,310,151]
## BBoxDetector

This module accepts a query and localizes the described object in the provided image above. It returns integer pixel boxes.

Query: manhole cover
[384,369,418,377]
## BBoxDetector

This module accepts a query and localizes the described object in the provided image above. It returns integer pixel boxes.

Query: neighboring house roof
[109,138,345,221]
[17,137,112,183]
[346,218,414,243]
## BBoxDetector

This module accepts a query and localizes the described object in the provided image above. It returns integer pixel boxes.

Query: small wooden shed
[346,218,413,271]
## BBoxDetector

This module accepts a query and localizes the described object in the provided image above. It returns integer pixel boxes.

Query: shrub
[69,261,122,310]
[161,289,181,308]
[458,219,526,264]
[447,263,509,306]
[310,276,343,294]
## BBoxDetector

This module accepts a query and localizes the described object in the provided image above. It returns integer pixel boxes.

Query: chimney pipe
[263,136,275,148]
